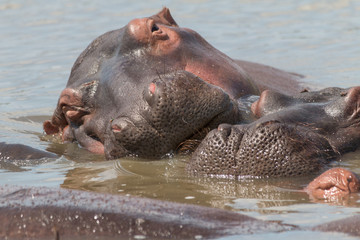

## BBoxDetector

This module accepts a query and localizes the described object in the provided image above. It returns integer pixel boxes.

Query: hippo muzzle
[103,71,240,159]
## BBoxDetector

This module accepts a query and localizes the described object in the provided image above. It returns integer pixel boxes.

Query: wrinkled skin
[305,168,360,200]
[43,8,301,159]
[188,86,360,178]
[0,185,294,239]
[0,185,359,239]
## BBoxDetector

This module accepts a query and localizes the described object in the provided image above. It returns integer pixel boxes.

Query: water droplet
[134,235,146,239]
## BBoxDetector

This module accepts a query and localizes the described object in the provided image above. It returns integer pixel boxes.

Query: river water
[0,0,360,239]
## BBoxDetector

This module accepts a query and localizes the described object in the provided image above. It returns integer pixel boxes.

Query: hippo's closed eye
[151,24,159,32]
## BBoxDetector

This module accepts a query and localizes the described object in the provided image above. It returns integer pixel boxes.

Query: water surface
[1,0,360,239]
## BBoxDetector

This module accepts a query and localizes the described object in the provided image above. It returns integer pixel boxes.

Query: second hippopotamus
[188,86,360,177]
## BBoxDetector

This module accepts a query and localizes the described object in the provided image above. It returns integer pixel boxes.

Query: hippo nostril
[144,82,157,106]
[149,83,156,94]
[217,124,232,140]
[112,124,122,133]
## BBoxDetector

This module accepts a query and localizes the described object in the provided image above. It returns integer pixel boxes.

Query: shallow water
[1,0,360,239]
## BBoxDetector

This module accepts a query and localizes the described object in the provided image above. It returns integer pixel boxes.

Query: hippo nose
[217,124,232,141]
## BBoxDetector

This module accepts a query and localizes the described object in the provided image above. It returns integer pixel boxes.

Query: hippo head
[43,8,247,159]
[188,86,360,178]
[305,168,360,200]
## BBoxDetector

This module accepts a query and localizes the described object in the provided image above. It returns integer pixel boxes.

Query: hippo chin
[188,86,360,178]
[43,8,301,159]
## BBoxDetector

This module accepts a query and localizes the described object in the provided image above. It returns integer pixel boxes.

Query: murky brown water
[1,1,360,239]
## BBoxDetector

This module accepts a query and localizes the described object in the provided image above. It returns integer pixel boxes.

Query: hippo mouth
[188,120,337,178]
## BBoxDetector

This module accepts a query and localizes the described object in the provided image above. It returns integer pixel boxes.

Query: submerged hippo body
[1,184,359,239]
[0,185,294,239]
[188,86,360,178]
[43,8,302,159]
[0,142,56,161]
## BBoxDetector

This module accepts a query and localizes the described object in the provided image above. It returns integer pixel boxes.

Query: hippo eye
[340,91,348,97]
[151,24,159,32]
[347,176,353,182]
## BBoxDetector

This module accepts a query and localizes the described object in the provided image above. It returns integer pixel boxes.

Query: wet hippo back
[0,185,293,239]
[0,142,56,160]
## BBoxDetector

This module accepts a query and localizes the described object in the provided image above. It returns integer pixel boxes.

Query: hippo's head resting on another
[43,8,252,159]
[188,86,360,178]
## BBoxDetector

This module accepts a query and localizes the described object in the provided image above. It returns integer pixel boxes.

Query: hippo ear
[344,86,360,120]
[152,7,178,27]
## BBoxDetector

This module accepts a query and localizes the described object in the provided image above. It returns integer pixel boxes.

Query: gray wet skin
[1,185,360,239]
[0,185,294,239]
[43,8,301,159]
[188,86,360,178]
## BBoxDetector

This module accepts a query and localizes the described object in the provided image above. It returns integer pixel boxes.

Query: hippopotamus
[0,142,56,161]
[0,180,359,239]
[188,86,360,178]
[43,8,302,159]
[0,185,294,239]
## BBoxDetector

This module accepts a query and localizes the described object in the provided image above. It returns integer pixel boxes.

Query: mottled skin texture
[0,185,359,239]
[43,8,302,159]
[188,86,360,178]
[0,185,294,239]
[312,215,360,237]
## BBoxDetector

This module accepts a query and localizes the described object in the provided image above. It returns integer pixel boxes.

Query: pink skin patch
[305,168,360,200]
[112,124,122,133]
[149,83,156,95]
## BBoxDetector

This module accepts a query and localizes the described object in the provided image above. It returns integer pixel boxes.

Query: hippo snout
[188,120,336,178]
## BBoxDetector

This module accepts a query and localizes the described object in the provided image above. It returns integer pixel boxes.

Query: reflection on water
[1,0,360,239]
